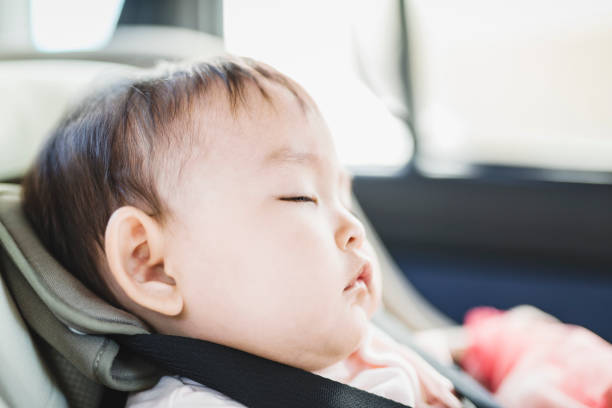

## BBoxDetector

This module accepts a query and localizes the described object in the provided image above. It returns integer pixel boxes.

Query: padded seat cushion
[0,261,68,407]
[0,184,159,391]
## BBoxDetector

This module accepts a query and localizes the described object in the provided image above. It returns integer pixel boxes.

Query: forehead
[196,77,336,163]
[171,77,353,201]
[263,147,352,187]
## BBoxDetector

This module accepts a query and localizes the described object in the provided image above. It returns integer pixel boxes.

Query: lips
[343,261,372,292]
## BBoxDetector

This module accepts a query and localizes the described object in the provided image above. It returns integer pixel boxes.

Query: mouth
[343,261,372,293]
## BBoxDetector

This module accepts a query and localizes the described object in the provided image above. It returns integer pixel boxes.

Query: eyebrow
[265,148,320,166]
[264,147,353,192]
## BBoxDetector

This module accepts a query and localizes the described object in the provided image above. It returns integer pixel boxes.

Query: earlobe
[104,206,183,316]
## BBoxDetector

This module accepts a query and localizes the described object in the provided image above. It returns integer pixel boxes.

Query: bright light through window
[223,0,413,175]
[407,0,612,174]
[30,0,124,52]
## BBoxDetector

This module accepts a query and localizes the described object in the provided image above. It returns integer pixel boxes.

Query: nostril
[336,217,366,251]
[345,235,358,250]
[345,234,364,251]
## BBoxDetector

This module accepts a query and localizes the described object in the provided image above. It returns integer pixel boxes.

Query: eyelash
[280,196,318,204]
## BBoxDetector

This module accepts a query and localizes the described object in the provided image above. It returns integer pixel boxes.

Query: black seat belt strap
[115,334,412,408]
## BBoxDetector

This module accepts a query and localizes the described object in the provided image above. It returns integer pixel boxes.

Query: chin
[299,319,369,372]
[342,308,370,354]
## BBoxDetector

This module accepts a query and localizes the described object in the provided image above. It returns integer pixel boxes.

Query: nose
[335,209,366,251]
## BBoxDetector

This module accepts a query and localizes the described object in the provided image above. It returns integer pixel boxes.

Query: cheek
[253,221,340,297]
[238,215,344,321]
[174,208,339,305]
[253,206,334,267]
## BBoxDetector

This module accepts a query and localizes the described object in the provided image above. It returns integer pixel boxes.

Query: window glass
[407,0,612,174]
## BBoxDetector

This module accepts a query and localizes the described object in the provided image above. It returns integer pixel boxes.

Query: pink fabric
[461,307,612,408]
[314,323,462,408]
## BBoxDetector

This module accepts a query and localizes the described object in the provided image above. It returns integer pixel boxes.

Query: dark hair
[21,56,308,306]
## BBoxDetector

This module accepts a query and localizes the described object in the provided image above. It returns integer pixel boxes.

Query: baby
[21,57,461,407]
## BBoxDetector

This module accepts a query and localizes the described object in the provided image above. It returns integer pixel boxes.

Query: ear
[104,206,183,316]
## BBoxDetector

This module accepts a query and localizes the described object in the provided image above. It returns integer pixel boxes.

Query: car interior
[1,1,611,407]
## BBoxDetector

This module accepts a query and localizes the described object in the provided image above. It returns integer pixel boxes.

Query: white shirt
[126,375,247,408]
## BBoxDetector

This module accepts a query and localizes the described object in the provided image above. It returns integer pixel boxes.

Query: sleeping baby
[20,56,612,408]
[21,56,460,407]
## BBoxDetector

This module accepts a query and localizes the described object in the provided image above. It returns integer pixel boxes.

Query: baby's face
[161,85,381,371]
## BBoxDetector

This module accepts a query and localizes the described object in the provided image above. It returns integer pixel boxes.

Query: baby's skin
[103,74,383,372]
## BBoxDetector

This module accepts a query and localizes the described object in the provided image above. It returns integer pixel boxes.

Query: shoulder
[125,375,247,408]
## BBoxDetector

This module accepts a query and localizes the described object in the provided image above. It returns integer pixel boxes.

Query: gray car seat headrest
[0,184,160,394]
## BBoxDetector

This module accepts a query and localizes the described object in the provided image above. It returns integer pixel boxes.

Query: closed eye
[279,196,318,204]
